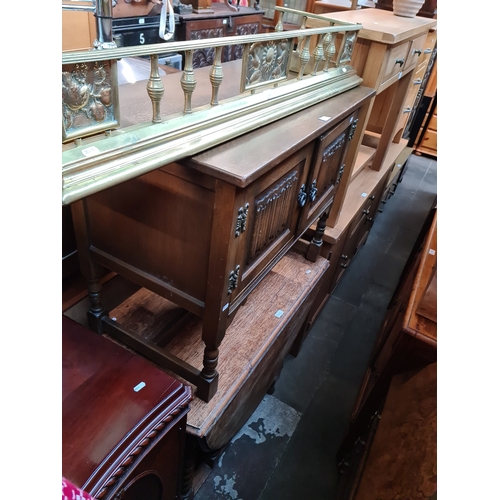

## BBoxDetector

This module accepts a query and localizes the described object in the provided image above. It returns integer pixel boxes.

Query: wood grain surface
[355,362,437,500]
[110,249,329,443]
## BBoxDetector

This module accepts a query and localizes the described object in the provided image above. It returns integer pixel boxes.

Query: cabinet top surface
[325,9,436,44]
[183,85,375,188]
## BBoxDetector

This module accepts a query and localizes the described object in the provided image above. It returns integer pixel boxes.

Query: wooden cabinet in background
[71,85,374,402]
[178,4,264,68]
[327,9,436,173]
[415,58,437,157]
[336,204,437,479]
[62,10,97,51]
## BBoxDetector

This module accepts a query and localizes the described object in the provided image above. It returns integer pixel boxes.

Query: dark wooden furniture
[62,315,192,500]
[336,203,437,481]
[177,4,265,68]
[336,362,437,500]
[71,84,375,402]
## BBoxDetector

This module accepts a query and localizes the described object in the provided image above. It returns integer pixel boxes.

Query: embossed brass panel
[240,39,292,93]
[62,60,120,142]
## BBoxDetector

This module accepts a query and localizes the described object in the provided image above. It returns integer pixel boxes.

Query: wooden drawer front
[340,203,371,271]
[419,128,437,153]
[412,63,426,89]
[406,33,428,70]
[300,111,358,232]
[234,143,313,296]
[395,83,419,135]
[428,111,437,131]
[420,31,437,70]
[380,41,410,88]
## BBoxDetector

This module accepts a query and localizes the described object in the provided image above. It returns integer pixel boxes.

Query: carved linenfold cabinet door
[299,112,359,234]
[230,144,313,306]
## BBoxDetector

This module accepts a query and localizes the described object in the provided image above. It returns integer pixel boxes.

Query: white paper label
[82,146,100,157]
[319,116,331,122]
[428,249,436,255]
[306,270,311,274]
[139,18,145,24]
[134,382,146,392]
[275,310,284,318]
[361,192,368,197]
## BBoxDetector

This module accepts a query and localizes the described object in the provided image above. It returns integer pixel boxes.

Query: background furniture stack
[299,9,436,335]
[413,55,437,157]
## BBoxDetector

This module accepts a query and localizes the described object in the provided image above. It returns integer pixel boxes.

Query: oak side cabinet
[71,85,374,402]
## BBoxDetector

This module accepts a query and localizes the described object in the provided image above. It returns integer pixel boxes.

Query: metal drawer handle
[403,107,412,114]
[424,48,432,54]
[309,180,318,203]
[340,263,348,269]
[298,184,307,207]
[413,78,422,85]
[395,58,405,67]
[413,49,422,56]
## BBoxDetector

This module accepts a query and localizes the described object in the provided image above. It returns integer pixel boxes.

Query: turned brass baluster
[275,11,284,32]
[181,50,196,114]
[210,47,224,106]
[312,34,326,75]
[323,31,337,72]
[147,54,164,123]
[298,35,311,80]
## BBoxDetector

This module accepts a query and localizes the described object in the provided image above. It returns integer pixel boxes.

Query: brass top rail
[62,24,360,64]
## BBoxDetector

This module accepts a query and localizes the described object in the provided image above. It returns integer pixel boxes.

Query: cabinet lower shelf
[106,249,329,451]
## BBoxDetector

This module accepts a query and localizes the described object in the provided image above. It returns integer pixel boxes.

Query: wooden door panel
[232,143,313,298]
[299,111,358,232]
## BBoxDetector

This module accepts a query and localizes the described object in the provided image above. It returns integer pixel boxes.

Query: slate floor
[192,153,438,500]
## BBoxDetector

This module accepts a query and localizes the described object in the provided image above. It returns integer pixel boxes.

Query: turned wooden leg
[202,346,219,381]
[196,346,219,402]
[87,279,108,334]
[306,210,329,262]
[180,435,198,500]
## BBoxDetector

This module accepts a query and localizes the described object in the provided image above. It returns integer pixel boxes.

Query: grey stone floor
[192,153,437,500]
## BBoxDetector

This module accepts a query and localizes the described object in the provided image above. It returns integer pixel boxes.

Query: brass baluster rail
[62,7,362,204]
